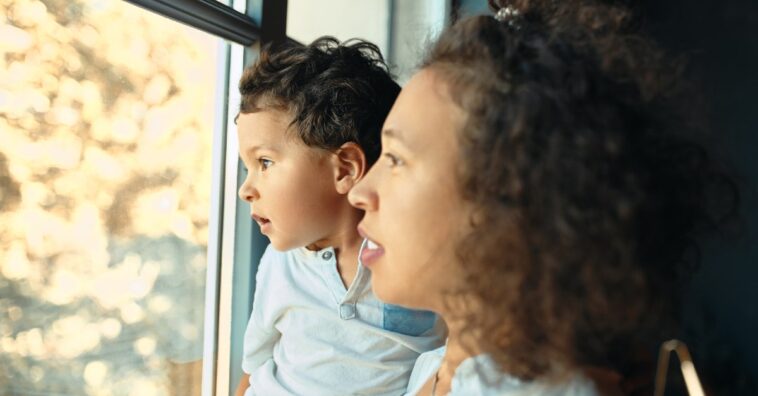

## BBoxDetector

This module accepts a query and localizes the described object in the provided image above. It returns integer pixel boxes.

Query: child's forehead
[236,110,311,151]
[237,109,294,135]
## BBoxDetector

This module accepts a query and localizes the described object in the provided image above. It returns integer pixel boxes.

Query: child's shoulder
[260,243,288,261]
[253,246,310,300]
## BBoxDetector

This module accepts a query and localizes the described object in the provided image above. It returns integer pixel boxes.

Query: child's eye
[258,158,273,170]
[384,153,404,168]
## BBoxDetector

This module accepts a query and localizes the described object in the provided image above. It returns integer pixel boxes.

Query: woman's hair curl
[429,0,738,383]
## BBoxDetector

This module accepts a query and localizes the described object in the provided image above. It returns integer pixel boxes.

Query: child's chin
[268,238,298,252]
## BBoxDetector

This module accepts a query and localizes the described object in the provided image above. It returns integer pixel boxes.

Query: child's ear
[332,142,367,195]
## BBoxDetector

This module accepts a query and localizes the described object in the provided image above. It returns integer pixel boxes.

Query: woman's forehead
[384,69,465,148]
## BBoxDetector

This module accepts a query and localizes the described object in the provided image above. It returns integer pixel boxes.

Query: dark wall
[637,1,758,394]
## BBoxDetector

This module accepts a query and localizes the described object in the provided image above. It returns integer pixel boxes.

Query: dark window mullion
[124,0,260,45]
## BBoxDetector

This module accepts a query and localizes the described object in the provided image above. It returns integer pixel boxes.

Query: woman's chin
[371,279,415,308]
[371,279,398,304]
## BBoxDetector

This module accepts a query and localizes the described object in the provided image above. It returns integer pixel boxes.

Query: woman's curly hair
[427,0,738,385]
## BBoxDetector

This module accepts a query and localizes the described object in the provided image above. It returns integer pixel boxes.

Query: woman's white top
[404,346,600,396]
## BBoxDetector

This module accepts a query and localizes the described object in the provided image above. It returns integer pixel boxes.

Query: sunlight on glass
[0,0,219,394]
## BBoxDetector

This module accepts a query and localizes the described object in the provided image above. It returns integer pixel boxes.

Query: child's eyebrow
[244,144,279,156]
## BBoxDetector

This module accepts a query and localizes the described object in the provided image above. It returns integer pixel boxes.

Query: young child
[234,37,445,396]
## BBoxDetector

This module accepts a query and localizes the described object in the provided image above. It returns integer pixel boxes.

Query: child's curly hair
[428,0,738,385]
[238,36,400,165]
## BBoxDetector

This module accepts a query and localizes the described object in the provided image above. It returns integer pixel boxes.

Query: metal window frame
[202,38,233,396]
[213,35,245,396]
[123,0,260,45]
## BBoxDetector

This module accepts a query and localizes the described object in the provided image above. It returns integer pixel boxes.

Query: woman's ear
[333,142,367,195]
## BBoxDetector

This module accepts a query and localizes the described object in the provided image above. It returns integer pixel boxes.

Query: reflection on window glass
[0,1,219,395]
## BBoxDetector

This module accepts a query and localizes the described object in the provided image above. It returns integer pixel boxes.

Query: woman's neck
[434,315,485,394]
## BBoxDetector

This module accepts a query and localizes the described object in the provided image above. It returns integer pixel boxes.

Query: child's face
[237,109,344,251]
[348,69,473,311]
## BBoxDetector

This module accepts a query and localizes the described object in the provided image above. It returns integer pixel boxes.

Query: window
[0,1,223,394]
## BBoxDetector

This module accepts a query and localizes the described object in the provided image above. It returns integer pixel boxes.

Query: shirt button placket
[339,303,356,320]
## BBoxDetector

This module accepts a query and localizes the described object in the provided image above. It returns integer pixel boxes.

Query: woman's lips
[358,228,385,267]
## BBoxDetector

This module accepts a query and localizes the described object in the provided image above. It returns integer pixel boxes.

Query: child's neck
[305,206,364,289]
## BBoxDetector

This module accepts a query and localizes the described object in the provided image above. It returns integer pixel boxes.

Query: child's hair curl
[429,0,738,385]
[238,36,400,165]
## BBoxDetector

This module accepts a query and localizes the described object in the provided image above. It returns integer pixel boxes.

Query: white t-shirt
[242,244,446,396]
[405,346,599,396]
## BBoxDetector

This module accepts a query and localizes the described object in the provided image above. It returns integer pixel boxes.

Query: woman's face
[348,68,472,312]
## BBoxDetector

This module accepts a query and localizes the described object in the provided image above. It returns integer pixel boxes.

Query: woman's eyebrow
[383,128,418,154]
[382,128,410,147]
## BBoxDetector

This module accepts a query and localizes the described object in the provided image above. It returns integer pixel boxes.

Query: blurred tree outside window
[0,0,221,395]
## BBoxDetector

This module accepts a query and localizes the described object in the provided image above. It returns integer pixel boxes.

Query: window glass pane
[0,1,221,395]
[285,0,447,83]
[286,0,391,55]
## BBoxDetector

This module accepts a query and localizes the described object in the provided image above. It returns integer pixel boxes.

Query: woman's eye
[259,158,273,170]
[384,153,404,168]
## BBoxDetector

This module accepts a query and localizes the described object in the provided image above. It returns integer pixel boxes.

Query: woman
[348,0,736,394]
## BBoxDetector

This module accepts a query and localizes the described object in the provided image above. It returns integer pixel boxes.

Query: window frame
[123,0,260,45]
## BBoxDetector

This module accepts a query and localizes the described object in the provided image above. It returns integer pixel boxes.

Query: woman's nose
[348,177,378,211]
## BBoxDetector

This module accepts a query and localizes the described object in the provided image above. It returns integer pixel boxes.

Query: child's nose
[238,178,259,202]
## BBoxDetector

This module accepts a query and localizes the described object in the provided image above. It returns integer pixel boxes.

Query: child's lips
[252,214,272,232]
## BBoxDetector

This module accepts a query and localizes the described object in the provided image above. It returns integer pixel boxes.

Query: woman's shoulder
[404,345,446,396]
[520,374,600,396]
[452,354,600,396]
[406,348,600,396]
